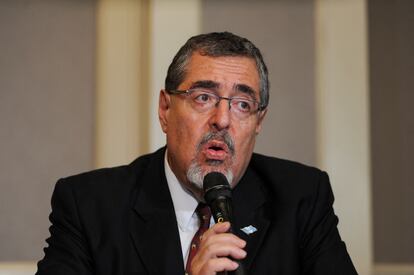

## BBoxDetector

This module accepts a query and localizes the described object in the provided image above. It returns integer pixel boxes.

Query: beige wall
[1,1,414,274]
[95,0,151,168]
[0,0,95,260]
[315,1,372,273]
[149,0,202,151]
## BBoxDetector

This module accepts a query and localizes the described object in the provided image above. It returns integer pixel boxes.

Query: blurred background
[0,0,413,274]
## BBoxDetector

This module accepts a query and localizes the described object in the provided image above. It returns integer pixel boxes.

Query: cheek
[235,121,258,145]
[169,112,207,155]
[236,132,256,156]
[232,124,258,161]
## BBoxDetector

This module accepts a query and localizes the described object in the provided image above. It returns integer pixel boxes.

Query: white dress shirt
[164,152,214,266]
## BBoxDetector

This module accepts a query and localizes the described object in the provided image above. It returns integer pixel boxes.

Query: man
[37,32,357,274]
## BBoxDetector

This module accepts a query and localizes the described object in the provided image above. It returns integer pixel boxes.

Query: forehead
[180,53,260,96]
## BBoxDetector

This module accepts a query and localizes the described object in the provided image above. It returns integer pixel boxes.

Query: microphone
[203,172,247,275]
[203,172,233,223]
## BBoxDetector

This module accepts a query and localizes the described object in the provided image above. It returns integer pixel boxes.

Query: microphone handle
[210,199,248,275]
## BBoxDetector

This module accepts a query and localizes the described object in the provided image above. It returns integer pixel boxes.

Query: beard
[186,130,235,192]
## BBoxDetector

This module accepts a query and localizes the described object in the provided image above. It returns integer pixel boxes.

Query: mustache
[197,131,235,155]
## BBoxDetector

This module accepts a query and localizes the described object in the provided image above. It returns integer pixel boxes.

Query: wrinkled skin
[159,52,266,199]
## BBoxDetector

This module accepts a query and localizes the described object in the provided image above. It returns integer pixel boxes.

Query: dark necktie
[185,203,212,273]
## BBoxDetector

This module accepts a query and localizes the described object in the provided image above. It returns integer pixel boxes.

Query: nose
[209,98,231,130]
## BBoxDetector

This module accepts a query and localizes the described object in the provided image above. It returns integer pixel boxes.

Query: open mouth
[203,141,229,160]
[209,145,224,151]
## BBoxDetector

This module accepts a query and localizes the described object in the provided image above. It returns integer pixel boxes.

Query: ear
[255,108,267,135]
[158,90,170,133]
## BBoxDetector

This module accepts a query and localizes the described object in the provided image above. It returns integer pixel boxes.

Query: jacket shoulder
[250,152,324,180]
[61,148,162,185]
[249,152,331,200]
[53,148,165,202]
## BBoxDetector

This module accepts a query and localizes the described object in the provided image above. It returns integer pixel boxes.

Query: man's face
[159,52,266,198]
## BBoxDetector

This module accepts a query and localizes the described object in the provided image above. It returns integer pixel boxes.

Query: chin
[186,161,234,191]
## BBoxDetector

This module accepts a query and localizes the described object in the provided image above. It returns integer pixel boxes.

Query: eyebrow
[233,84,258,101]
[189,80,258,101]
[189,80,219,90]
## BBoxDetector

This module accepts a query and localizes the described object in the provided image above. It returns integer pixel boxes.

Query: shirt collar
[164,151,199,232]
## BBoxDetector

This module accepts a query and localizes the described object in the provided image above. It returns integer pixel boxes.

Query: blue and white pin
[241,225,258,235]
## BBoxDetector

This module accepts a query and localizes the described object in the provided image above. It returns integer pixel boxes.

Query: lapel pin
[241,225,257,235]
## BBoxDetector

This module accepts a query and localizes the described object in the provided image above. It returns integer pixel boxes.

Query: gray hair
[165,32,270,109]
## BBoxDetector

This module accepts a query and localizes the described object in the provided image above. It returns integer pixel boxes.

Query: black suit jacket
[37,147,357,275]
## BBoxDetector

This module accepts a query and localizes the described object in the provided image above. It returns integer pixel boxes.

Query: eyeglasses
[166,88,265,120]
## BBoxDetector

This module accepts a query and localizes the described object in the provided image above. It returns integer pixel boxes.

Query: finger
[202,222,245,244]
[201,230,246,249]
[192,256,239,275]
[202,233,246,250]
[211,221,231,234]
[197,242,247,261]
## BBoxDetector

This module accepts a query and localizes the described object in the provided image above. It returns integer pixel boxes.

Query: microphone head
[203,172,232,205]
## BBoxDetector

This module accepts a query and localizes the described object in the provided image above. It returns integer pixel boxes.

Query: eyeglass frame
[165,88,266,116]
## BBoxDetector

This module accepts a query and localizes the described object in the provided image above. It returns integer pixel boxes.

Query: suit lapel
[127,149,272,273]
[232,167,271,271]
[129,150,184,275]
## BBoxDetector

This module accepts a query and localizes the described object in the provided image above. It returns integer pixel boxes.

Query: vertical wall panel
[369,0,414,264]
[0,0,95,260]
[315,0,372,273]
[149,0,202,151]
[95,0,150,167]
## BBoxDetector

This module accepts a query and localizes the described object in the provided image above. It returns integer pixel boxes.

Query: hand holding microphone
[188,172,247,275]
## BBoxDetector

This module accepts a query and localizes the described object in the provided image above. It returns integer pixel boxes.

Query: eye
[195,93,211,102]
[192,90,215,104]
[233,99,253,112]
